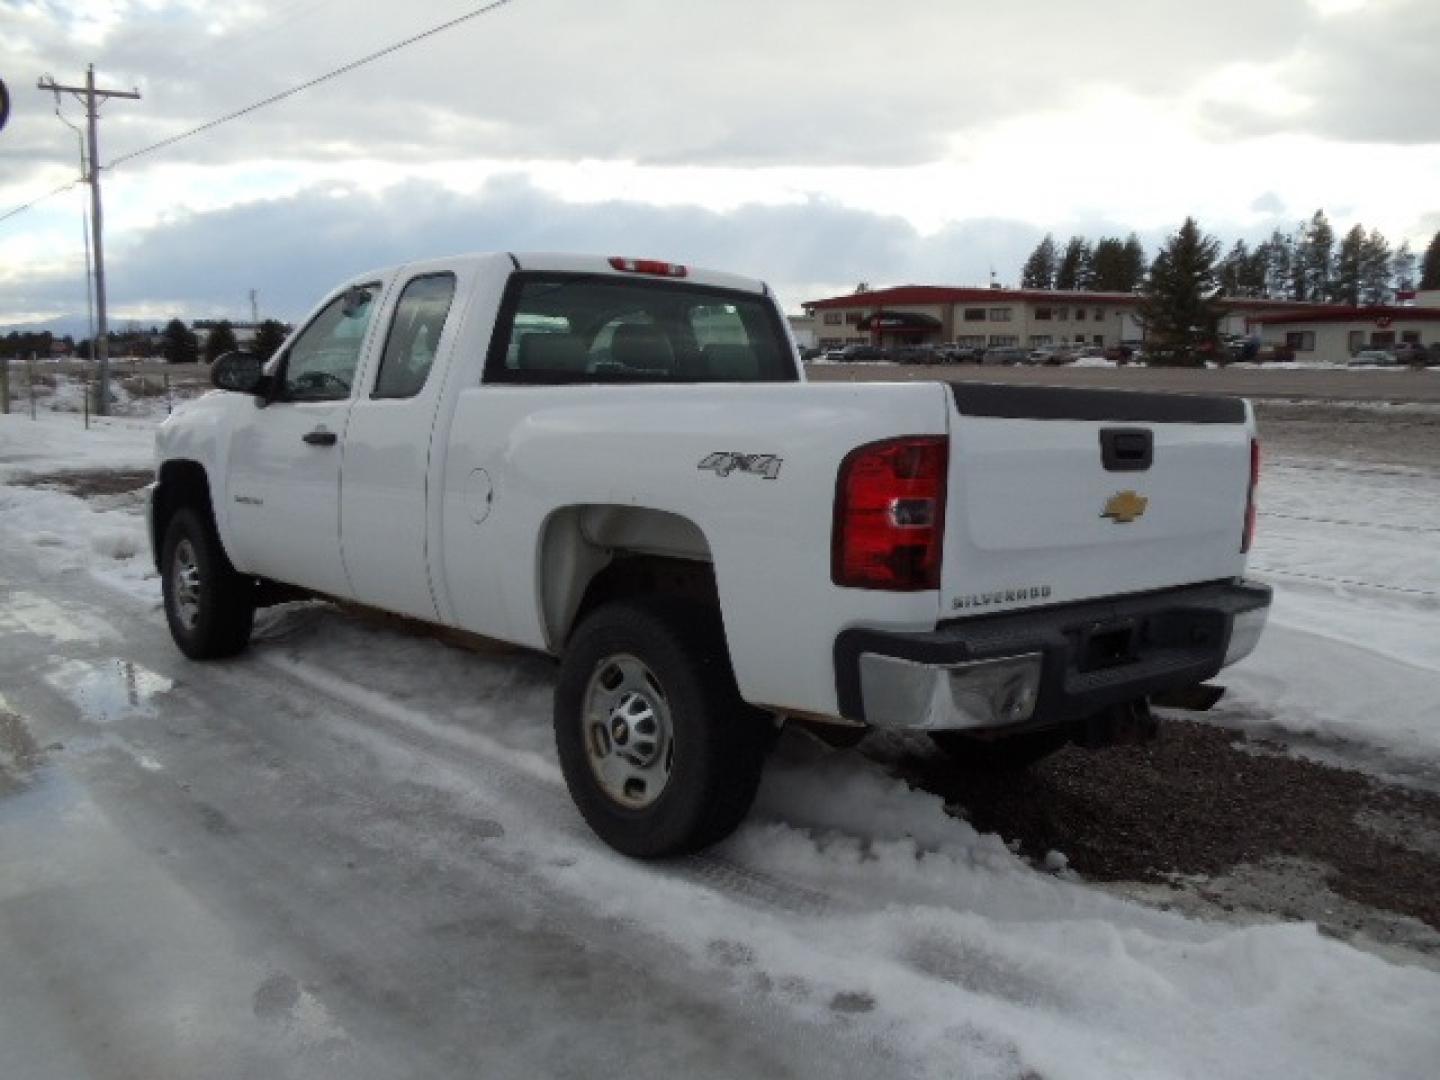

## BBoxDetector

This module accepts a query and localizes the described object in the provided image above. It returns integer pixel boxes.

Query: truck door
[338,272,460,621]
[225,283,383,598]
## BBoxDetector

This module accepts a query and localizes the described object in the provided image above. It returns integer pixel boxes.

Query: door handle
[303,429,338,446]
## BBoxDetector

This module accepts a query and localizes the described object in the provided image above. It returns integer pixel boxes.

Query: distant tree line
[1021,216,1440,305]
[1020,233,1148,292]
[0,330,70,359]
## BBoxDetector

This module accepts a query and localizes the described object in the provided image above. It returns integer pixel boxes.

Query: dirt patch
[879,718,1440,936]
[14,468,154,498]
[1253,399,1440,473]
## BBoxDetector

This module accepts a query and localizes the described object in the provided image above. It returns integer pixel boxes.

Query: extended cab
[150,252,1270,856]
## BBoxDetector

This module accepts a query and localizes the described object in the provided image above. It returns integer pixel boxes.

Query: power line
[108,0,520,170]
[0,178,81,224]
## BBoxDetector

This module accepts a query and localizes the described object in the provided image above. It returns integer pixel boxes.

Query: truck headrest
[610,323,674,372]
[517,333,588,371]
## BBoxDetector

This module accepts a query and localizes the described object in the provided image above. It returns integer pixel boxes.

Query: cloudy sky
[2,0,1437,330]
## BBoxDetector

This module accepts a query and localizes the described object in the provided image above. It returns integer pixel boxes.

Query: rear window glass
[484,273,797,384]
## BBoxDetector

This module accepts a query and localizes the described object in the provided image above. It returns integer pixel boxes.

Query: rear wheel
[929,727,1071,772]
[161,507,255,659]
[554,598,771,857]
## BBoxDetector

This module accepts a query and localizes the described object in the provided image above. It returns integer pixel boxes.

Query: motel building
[1249,291,1440,363]
[802,286,1312,352]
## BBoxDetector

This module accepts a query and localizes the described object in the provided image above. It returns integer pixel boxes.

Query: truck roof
[357,251,771,298]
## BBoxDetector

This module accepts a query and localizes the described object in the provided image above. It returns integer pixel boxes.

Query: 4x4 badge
[698,452,783,480]
[1101,490,1148,524]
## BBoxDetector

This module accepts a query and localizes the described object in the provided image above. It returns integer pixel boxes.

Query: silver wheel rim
[582,653,674,809]
[172,537,202,630]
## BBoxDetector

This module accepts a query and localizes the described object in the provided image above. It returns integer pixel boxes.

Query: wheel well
[151,460,214,570]
[539,505,718,649]
[572,556,719,637]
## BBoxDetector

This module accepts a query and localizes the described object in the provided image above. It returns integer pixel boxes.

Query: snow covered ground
[3,399,1440,1078]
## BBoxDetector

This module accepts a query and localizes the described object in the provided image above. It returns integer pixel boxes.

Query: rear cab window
[483,273,798,384]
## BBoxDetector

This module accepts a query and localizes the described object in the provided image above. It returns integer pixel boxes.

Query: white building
[1248,304,1440,362]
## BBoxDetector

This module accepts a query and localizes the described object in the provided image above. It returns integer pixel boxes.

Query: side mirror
[211,351,266,394]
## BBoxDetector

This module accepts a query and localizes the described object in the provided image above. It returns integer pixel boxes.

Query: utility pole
[249,289,259,324]
[38,66,140,416]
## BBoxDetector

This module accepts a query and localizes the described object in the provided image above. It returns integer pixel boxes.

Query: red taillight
[1242,437,1260,553]
[833,436,948,590]
[608,256,688,278]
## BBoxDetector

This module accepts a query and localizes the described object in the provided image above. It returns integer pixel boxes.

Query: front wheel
[161,507,256,659]
[554,598,771,857]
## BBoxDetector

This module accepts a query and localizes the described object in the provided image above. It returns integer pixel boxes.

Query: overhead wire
[106,0,520,170]
[0,0,522,225]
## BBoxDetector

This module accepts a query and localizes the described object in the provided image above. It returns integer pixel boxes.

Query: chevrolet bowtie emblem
[1101,490,1148,524]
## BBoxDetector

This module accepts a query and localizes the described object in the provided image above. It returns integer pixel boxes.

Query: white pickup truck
[149,252,1270,856]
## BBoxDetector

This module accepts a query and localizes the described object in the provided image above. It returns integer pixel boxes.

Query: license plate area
[1077,620,1138,671]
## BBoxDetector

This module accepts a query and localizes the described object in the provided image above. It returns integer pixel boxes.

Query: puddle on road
[0,592,118,644]
[44,658,173,725]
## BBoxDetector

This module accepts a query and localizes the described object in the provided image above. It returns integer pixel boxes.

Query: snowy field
[2,395,1439,1079]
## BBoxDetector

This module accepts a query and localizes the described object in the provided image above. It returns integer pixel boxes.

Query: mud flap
[1150,683,1227,712]
[1077,697,1158,748]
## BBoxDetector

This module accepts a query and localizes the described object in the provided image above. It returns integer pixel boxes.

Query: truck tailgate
[942,383,1253,616]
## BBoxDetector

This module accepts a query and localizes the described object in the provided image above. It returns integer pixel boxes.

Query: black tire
[161,506,256,660]
[554,597,771,858]
[929,726,1071,772]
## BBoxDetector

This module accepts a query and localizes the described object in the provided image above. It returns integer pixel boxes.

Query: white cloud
[1,0,1434,327]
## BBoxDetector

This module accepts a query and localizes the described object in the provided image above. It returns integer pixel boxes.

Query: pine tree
[1359,228,1393,306]
[253,319,289,361]
[1333,225,1365,305]
[1020,235,1058,289]
[1089,237,1132,291]
[1055,237,1093,290]
[1421,230,1440,289]
[1218,240,1252,297]
[162,318,199,365]
[1120,234,1146,291]
[1262,229,1293,299]
[1299,210,1335,301]
[1392,240,1417,292]
[1138,217,1223,367]
[203,319,238,363]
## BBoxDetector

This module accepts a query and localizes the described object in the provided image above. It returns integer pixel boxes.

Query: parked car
[839,344,885,363]
[1349,349,1398,367]
[983,346,1030,365]
[155,250,1269,857]
[948,346,984,364]
[1392,342,1429,366]
[888,345,933,365]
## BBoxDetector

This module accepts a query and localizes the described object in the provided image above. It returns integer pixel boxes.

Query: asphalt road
[806,361,1440,403]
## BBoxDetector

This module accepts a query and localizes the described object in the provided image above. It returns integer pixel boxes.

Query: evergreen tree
[1089,237,1132,291]
[203,319,238,363]
[161,318,200,365]
[1359,228,1393,306]
[1392,240,1417,292]
[1262,229,1293,299]
[1218,240,1254,297]
[1055,236,1093,290]
[1333,225,1365,305]
[1120,234,1146,291]
[1138,217,1223,366]
[1299,209,1335,301]
[253,319,289,362]
[1020,234,1058,289]
[1421,230,1440,289]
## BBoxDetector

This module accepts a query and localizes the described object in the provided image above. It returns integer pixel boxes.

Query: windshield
[484,272,798,384]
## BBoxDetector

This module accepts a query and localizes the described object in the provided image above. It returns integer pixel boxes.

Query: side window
[283,284,380,402]
[372,273,456,399]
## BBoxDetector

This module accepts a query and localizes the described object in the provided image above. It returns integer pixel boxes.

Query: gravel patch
[875,717,1440,946]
